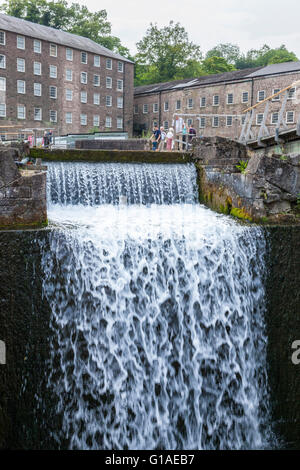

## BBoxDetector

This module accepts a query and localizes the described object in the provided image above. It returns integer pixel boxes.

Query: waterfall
[41,162,274,450]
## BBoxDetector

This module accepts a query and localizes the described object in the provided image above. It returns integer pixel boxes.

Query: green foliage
[201,56,236,75]
[236,160,249,173]
[134,21,202,85]
[205,43,241,64]
[88,127,100,134]
[0,0,131,57]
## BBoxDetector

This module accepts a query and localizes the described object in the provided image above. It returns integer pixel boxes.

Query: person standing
[188,124,196,148]
[151,125,161,151]
[182,122,187,150]
[166,127,174,151]
[158,126,166,151]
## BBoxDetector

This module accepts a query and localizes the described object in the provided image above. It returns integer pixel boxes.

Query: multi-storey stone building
[133,62,300,140]
[0,13,134,137]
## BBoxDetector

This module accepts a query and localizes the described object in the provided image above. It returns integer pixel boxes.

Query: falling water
[41,162,274,449]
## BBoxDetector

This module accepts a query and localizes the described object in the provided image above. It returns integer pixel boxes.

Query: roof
[0,13,133,63]
[134,61,300,95]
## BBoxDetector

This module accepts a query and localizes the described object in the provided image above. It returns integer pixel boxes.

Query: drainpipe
[159,91,162,127]
[251,78,254,107]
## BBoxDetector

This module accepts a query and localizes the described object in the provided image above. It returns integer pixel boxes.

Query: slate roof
[0,13,133,63]
[134,62,300,95]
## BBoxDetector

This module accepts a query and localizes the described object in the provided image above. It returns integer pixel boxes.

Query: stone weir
[192,136,300,224]
[0,149,47,229]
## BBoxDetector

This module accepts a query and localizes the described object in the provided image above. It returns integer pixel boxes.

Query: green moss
[230,207,253,222]
[0,219,48,230]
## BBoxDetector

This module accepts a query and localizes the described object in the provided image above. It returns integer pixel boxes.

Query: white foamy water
[40,162,273,449]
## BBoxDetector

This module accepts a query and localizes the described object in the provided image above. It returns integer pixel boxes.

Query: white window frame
[49,85,57,99]
[118,61,124,72]
[227,93,234,105]
[117,117,123,129]
[50,110,57,123]
[93,115,100,126]
[176,100,181,110]
[49,65,57,78]
[17,80,26,94]
[106,58,112,70]
[200,97,206,107]
[34,82,42,96]
[213,95,220,106]
[212,116,219,127]
[286,111,295,124]
[66,69,73,81]
[0,55,6,69]
[66,89,73,101]
[199,117,206,128]
[105,116,112,128]
[288,87,296,100]
[93,74,100,87]
[117,97,123,109]
[242,91,249,103]
[33,39,41,54]
[257,90,265,102]
[81,72,87,84]
[226,115,233,126]
[271,112,279,124]
[143,104,148,114]
[34,107,42,121]
[164,101,169,111]
[163,120,169,130]
[17,35,25,50]
[34,61,41,76]
[93,93,100,105]
[187,98,193,109]
[0,77,6,91]
[106,95,112,107]
[106,77,112,89]
[80,90,87,103]
[80,114,87,125]
[117,79,123,91]
[17,105,26,119]
[0,103,6,117]
[17,58,25,72]
[256,113,264,125]
[0,31,5,46]
[94,55,100,67]
[153,103,158,113]
[50,44,57,57]
[272,88,280,101]
[66,48,73,61]
[81,51,87,64]
[65,112,72,124]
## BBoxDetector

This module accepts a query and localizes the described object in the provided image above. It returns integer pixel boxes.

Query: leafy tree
[134,21,202,85]
[235,44,298,69]
[0,0,131,57]
[201,56,236,75]
[206,43,241,65]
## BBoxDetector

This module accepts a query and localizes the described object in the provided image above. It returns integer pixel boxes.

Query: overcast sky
[82,0,300,58]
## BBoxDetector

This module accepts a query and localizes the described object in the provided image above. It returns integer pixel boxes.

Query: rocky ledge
[192,136,300,224]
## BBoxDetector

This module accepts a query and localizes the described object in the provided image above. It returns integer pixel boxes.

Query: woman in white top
[166,127,174,151]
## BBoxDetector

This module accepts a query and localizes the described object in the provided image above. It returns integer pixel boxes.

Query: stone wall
[0,149,47,229]
[75,138,149,151]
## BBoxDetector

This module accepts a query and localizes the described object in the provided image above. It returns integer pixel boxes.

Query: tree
[201,56,236,75]
[0,0,131,57]
[206,43,241,65]
[134,21,202,85]
[235,44,298,69]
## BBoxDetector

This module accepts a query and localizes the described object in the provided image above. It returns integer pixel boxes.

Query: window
[256,113,264,125]
[143,104,148,114]
[81,91,87,103]
[33,39,41,53]
[118,61,123,72]
[241,115,246,125]
[271,112,279,124]
[0,103,6,117]
[0,77,6,91]
[0,31,5,45]
[50,110,57,123]
[81,52,87,64]
[50,44,57,57]
[106,58,112,69]
[117,97,123,108]
[49,65,57,78]
[213,95,219,106]
[187,98,193,109]
[163,120,169,129]
[106,95,112,107]
[117,117,123,129]
[0,55,6,69]
[242,91,249,103]
[134,104,138,114]
[257,90,265,102]
[17,105,25,119]
[212,116,219,127]
[66,69,72,81]
[286,111,295,123]
[94,93,100,105]
[81,72,87,84]
[66,112,72,123]
[200,97,206,107]
[164,101,169,111]
[106,77,112,88]
[117,79,123,91]
[93,115,100,126]
[17,80,25,94]
[34,83,42,96]
[17,58,25,72]
[199,117,206,128]
[66,48,73,61]
[272,88,280,101]
[34,62,41,75]
[34,108,42,121]
[227,93,234,104]
[187,118,193,127]
[105,116,112,127]
[153,103,158,113]
[66,89,73,101]
[94,55,100,67]
[50,85,57,99]
[17,35,25,49]
[226,115,233,126]
[176,100,181,110]
[80,114,87,125]
[153,120,158,128]
[93,74,100,86]
[288,87,296,99]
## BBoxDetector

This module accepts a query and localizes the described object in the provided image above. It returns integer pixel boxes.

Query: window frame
[50,43,57,57]
[49,85,57,99]
[34,82,42,97]
[33,39,41,54]
[33,61,41,76]
[213,95,220,106]
[17,79,26,94]
[17,35,25,50]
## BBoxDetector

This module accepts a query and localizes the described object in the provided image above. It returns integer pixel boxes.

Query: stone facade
[0,14,134,137]
[134,64,300,140]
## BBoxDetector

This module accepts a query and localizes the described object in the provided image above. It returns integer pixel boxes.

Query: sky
[81,0,300,58]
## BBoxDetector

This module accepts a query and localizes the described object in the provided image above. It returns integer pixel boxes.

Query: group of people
[150,122,196,152]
